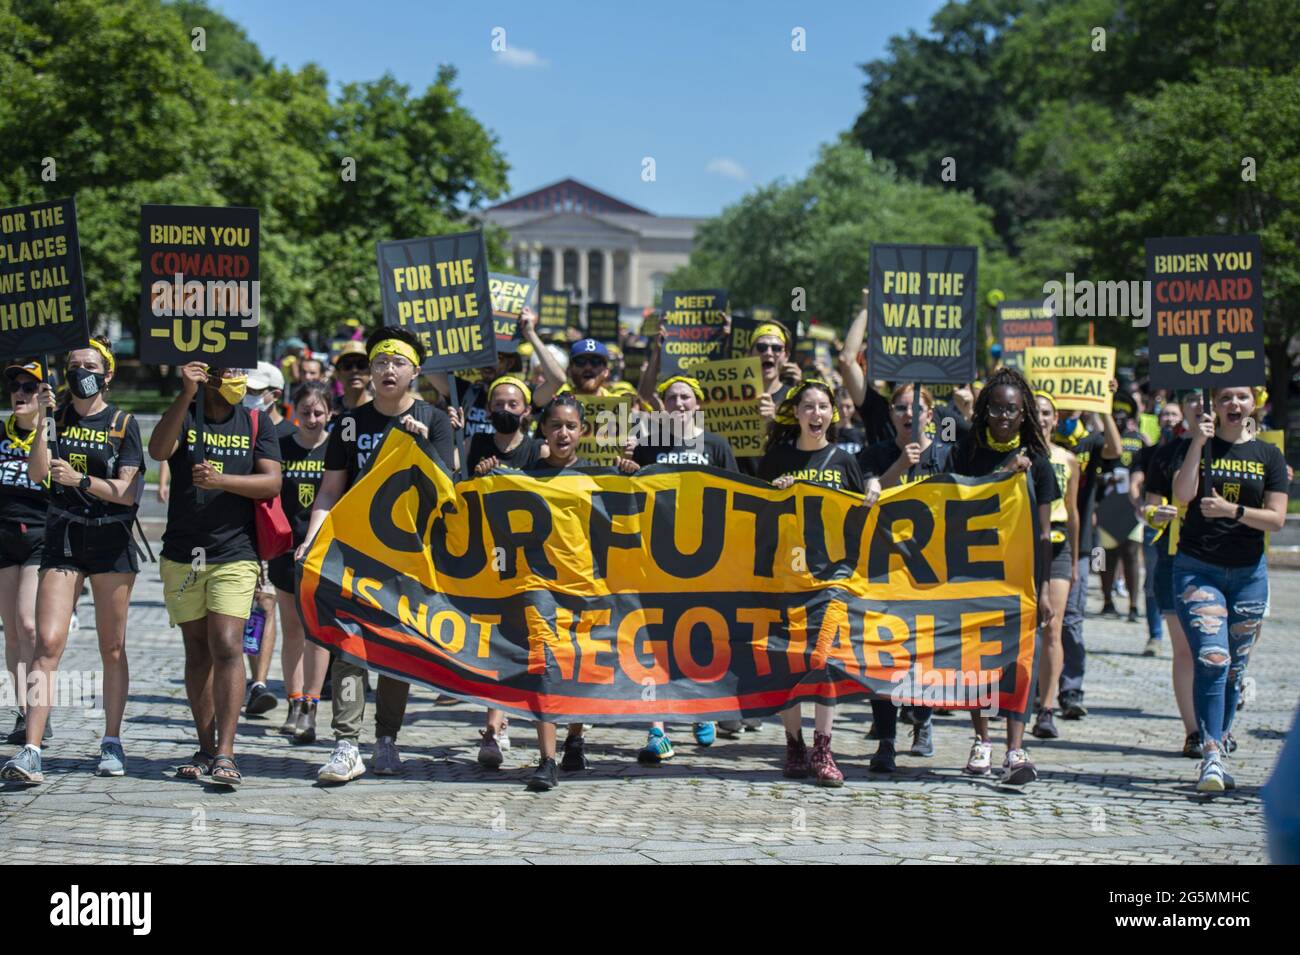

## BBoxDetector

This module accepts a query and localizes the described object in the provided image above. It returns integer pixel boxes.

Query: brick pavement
[1,548,1294,864]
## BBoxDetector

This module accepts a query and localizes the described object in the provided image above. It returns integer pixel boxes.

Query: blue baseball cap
[570,339,609,360]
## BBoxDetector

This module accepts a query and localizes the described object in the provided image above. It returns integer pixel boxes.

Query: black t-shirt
[0,415,47,527]
[1165,436,1288,566]
[835,425,866,458]
[325,399,454,485]
[858,438,954,487]
[466,432,544,473]
[528,455,595,471]
[273,417,298,441]
[456,377,494,440]
[162,405,281,563]
[758,442,864,494]
[51,404,143,520]
[632,429,738,471]
[278,433,329,544]
[855,387,895,446]
[1068,430,1107,550]
[931,403,971,444]
[951,435,1059,507]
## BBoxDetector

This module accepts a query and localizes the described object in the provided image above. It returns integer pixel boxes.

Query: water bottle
[243,605,266,656]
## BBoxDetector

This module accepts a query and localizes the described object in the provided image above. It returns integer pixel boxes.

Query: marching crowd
[0,299,1289,797]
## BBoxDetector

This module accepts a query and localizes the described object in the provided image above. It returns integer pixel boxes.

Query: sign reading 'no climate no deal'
[139,204,260,367]
[376,229,494,373]
[0,197,89,362]
[868,244,977,384]
[1145,234,1263,390]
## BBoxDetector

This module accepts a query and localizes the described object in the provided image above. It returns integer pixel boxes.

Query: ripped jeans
[1172,553,1268,747]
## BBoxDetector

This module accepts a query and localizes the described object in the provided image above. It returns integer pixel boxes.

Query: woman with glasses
[944,367,1058,786]
[147,361,282,787]
[300,327,453,785]
[3,339,145,784]
[1169,386,1287,794]
[1,361,49,746]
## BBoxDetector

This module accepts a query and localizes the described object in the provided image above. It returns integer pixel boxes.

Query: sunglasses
[572,356,606,369]
[337,359,368,372]
[891,404,926,415]
[7,379,40,395]
[753,343,785,354]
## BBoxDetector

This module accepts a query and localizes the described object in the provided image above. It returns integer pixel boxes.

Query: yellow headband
[775,378,840,425]
[751,323,789,349]
[489,374,532,407]
[368,338,420,366]
[1033,389,1056,410]
[87,339,115,374]
[657,375,704,403]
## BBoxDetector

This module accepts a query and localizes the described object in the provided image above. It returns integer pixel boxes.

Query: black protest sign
[868,244,977,384]
[140,205,259,367]
[659,288,728,376]
[488,272,537,353]
[998,299,1057,369]
[1145,235,1263,389]
[587,302,621,343]
[568,302,582,330]
[728,312,757,359]
[537,290,570,336]
[376,229,494,373]
[0,198,89,362]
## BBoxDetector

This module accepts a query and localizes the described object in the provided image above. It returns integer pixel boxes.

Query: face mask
[68,366,106,399]
[491,409,523,434]
[216,376,247,406]
[242,393,264,410]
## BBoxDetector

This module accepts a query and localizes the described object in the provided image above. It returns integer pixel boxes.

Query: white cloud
[496,46,547,68]
[706,157,747,181]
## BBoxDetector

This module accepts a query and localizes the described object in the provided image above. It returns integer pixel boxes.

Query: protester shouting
[144,361,281,787]
[270,381,332,744]
[1170,386,1286,794]
[3,340,144,784]
[1,360,48,746]
[758,378,863,787]
[300,327,453,784]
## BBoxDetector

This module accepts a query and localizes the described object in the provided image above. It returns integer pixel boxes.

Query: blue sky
[209,0,948,216]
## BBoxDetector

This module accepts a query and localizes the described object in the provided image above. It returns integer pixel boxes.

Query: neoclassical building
[479,178,704,312]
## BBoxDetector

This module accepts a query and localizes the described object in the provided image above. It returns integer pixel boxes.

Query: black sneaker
[1182,731,1202,758]
[869,739,897,773]
[1099,604,1120,618]
[1030,709,1059,739]
[866,721,881,740]
[716,720,743,739]
[526,757,559,792]
[1058,691,1087,720]
[5,712,52,744]
[1126,609,1139,624]
[741,718,763,732]
[560,734,588,771]
[245,682,277,716]
[910,719,935,757]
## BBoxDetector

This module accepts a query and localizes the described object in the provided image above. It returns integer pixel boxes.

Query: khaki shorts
[160,557,260,626]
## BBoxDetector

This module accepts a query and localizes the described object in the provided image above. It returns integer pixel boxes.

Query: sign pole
[912,381,923,451]
[448,375,466,481]
[43,353,62,462]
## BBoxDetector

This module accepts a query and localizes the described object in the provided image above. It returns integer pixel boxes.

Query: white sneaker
[964,738,993,776]
[1196,753,1229,794]
[498,716,511,752]
[318,739,365,784]
[999,748,1038,786]
[372,735,402,775]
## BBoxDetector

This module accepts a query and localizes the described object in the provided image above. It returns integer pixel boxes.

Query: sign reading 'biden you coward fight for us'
[998,299,1057,370]
[488,272,537,353]
[1024,345,1116,414]
[140,205,259,367]
[377,230,494,373]
[659,289,729,376]
[869,245,977,384]
[0,197,89,362]
[1145,234,1263,390]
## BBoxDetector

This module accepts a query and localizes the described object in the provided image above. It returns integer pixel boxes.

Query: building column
[578,249,590,305]
[527,243,542,281]
[625,250,640,306]
[601,249,615,302]
[548,247,563,290]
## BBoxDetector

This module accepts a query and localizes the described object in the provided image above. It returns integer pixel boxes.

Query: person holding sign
[1028,391,1081,742]
[3,340,144,785]
[147,360,282,787]
[1,361,50,746]
[300,327,452,784]
[269,381,333,745]
[431,307,547,441]
[1169,386,1287,794]
[759,379,864,788]
[857,385,953,767]
[838,291,901,448]
[945,368,1058,786]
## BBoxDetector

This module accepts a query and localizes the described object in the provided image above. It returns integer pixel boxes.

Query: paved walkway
[2,547,1293,864]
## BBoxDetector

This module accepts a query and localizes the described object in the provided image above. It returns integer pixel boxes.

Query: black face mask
[68,366,106,399]
[491,409,523,434]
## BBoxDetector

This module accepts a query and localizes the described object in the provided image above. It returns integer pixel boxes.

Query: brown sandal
[176,750,214,781]
[209,755,242,787]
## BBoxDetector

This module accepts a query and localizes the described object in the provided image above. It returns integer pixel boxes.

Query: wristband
[1235,504,1245,521]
